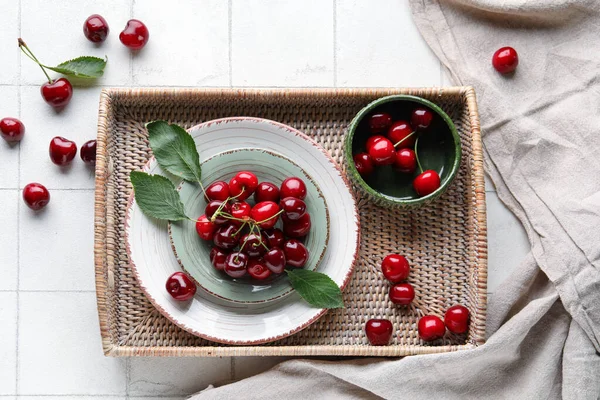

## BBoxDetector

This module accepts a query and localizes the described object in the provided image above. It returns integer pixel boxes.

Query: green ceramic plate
[168,148,329,304]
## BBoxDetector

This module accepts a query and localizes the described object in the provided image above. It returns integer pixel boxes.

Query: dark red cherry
[365,135,385,152]
[41,78,73,108]
[381,254,410,283]
[165,272,196,301]
[22,183,50,211]
[492,46,518,74]
[444,305,470,334]
[263,228,285,248]
[119,19,149,50]
[280,197,306,220]
[413,170,441,197]
[418,315,446,341]
[368,137,395,166]
[247,259,272,280]
[365,319,393,346]
[368,112,393,134]
[353,152,374,177]
[411,108,434,130]
[195,214,216,241]
[251,201,280,229]
[213,224,241,250]
[283,239,309,268]
[280,177,307,200]
[83,14,109,43]
[282,212,311,238]
[224,252,248,278]
[210,247,229,271]
[206,180,230,201]
[240,232,268,258]
[263,247,286,274]
[0,117,25,142]
[80,140,97,164]
[205,200,231,225]
[389,283,415,305]
[387,120,415,148]
[254,182,280,203]
[229,171,258,201]
[49,136,77,166]
[229,201,252,226]
[394,148,416,174]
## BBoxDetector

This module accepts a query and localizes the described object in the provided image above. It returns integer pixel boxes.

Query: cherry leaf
[130,171,188,221]
[45,56,107,78]
[286,269,344,309]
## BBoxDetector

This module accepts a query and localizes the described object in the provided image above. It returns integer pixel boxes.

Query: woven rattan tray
[95,87,486,357]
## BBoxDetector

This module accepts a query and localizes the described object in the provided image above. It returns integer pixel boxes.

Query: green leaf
[286,269,344,309]
[45,56,107,78]
[147,121,202,183]
[130,171,188,221]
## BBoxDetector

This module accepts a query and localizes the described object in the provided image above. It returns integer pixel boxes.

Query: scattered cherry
[240,232,268,258]
[418,315,446,341]
[80,139,97,164]
[280,177,307,200]
[205,200,231,225]
[365,135,385,152]
[229,171,258,201]
[283,239,309,268]
[394,148,416,174]
[388,120,415,148]
[0,117,25,142]
[254,182,280,203]
[411,108,433,130]
[365,319,393,346]
[368,137,395,166]
[247,259,272,280]
[280,197,306,220]
[119,19,149,50]
[492,46,518,74]
[263,247,286,274]
[282,212,311,238]
[195,214,216,241]
[389,283,415,305]
[210,247,229,271]
[224,252,248,278]
[213,224,240,250]
[22,183,50,211]
[263,228,285,248]
[381,254,410,283]
[413,170,441,197]
[251,201,280,229]
[206,180,230,201]
[444,305,470,334]
[41,78,73,108]
[368,112,393,134]
[165,272,196,301]
[49,136,77,166]
[83,14,110,43]
[353,152,374,177]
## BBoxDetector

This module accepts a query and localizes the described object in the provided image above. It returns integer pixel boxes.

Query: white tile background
[0,0,530,397]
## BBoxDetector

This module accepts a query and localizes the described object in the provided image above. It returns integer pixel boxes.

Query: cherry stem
[199,181,209,202]
[393,131,416,148]
[255,209,284,225]
[210,198,231,223]
[414,136,424,173]
[18,38,52,84]
[233,221,247,236]
[230,188,245,200]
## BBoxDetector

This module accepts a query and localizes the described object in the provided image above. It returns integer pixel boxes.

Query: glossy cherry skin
[444,305,470,334]
[49,136,77,166]
[80,139,97,164]
[368,112,393,134]
[264,247,286,274]
[368,137,395,166]
[240,232,268,258]
[224,252,248,278]
[165,272,196,301]
[353,152,374,177]
[280,177,307,200]
[251,201,280,229]
[247,259,272,280]
[263,228,285,248]
[229,171,259,201]
[0,117,25,142]
[283,239,309,268]
[119,19,149,50]
[280,197,306,220]
[411,108,434,131]
[229,201,251,226]
[206,180,230,201]
[365,319,393,346]
[213,224,241,250]
[210,247,229,271]
[388,120,415,148]
[22,183,50,210]
[381,254,410,283]
[394,149,416,174]
[41,78,73,108]
[254,182,280,203]
[413,170,441,197]
[418,315,446,341]
[83,14,109,43]
[195,214,216,241]
[283,213,311,238]
[389,283,415,305]
[205,200,231,225]
[492,46,518,74]
[365,135,385,152]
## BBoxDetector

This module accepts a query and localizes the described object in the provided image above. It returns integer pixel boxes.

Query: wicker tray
[95,87,487,357]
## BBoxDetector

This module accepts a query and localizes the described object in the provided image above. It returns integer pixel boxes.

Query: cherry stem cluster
[18,38,52,84]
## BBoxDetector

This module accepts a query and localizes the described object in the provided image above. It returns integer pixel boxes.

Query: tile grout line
[230,356,236,382]
[332,0,337,87]
[228,0,233,87]
[125,357,131,398]
[129,0,135,85]
[15,0,22,395]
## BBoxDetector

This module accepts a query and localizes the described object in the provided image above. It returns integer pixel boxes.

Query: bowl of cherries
[168,148,330,304]
[344,95,461,208]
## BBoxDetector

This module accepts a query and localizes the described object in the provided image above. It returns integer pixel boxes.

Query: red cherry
[418,315,446,341]
[229,171,258,201]
[165,272,196,301]
[263,228,285,248]
[394,149,416,174]
[387,120,415,148]
[282,212,311,238]
[411,108,434,131]
[83,14,109,43]
[444,305,470,334]
[492,46,518,74]
[205,200,231,225]
[240,232,268,258]
[280,197,306,220]
[365,135,385,152]
[0,117,25,142]
[264,247,286,274]
[206,180,230,201]
[283,239,309,268]
[247,259,272,280]
[41,78,73,108]
[365,319,393,346]
[389,283,415,305]
[280,177,307,200]
[368,137,395,166]
[195,214,216,241]
[80,140,97,164]
[254,182,280,203]
[353,152,374,177]
[368,112,393,134]
[213,224,241,250]
[119,19,149,50]
[381,254,410,283]
[229,201,251,226]
[22,183,50,211]
[251,201,280,229]
[413,170,441,197]
[224,252,248,278]
[49,136,77,166]
[210,247,229,271]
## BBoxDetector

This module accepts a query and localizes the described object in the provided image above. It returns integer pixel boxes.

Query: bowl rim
[167,147,330,305]
[344,94,462,206]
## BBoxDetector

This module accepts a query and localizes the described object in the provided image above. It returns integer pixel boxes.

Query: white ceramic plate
[126,117,360,345]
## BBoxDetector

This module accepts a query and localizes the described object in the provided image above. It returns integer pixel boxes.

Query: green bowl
[168,148,330,304]
[344,95,461,209]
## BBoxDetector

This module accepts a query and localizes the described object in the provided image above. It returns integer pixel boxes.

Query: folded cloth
[192,1,600,398]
